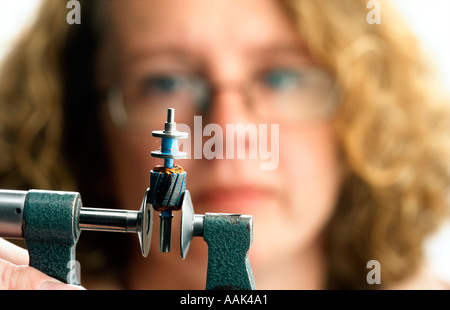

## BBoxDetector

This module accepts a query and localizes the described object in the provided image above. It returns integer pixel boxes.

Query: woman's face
[99,0,342,288]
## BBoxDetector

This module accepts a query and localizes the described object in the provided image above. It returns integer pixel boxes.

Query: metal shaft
[162,108,176,169]
[0,190,27,238]
[167,108,175,124]
[159,210,173,252]
[79,208,140,233]
[58,203,151,258]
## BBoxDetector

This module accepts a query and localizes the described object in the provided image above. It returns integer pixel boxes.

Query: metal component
[23,190,82,284]
[137,190,152,257]
[180,190,255,290]
[193,214,205,237]
[167,108,175,124]
[79,189,152,257]
[152,107,188,139]
[80,208,139,232]
[0,190,27,238]
[149,169,186,210]
[151,108,188,164]
[159,210,173,252]
[150,108,188,253]
[165,108,176,132]
[151,131,189,141]
[150,149,187,160]
[180,190,204,259]
[204,213,255,290]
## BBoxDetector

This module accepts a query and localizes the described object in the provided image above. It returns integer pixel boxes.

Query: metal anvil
[0,188,255,289]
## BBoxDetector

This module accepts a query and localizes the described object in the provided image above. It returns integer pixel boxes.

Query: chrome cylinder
[79,208,139,233]
[0,190,27,238]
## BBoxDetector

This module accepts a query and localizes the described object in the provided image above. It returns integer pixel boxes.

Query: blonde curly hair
[0,0,448,289]
[287,0,450,288]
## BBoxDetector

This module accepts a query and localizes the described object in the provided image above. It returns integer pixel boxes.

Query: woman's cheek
[277,123,341,249]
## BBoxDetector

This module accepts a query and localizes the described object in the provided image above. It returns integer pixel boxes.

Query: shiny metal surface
[79,188,153,257]
[159,211,173,252]
[137,188,152,257]
[0,190,27,238]
[180,190,204,259]
[80,208,139,232]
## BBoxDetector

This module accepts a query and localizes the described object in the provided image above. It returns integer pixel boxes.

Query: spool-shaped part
[151,130,188,160]
[149,165,186,211]
[161,138,177,168]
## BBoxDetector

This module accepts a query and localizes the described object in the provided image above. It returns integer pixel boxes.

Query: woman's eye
[142,75,183,95]
[260,69,304,91]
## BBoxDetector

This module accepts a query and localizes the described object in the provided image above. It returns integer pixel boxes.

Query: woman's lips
[193,186,276,214]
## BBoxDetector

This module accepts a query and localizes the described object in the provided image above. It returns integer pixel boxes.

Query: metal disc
[150,150,187,159]
[138,188,153,257]
[152,130,189,139]
[180,190,194,259]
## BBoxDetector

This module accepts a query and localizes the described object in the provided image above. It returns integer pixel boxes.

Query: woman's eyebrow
[124,46,201,69]
[247,43,312,63]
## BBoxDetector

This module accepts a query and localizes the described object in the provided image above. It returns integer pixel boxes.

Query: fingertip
[38,280,86,290]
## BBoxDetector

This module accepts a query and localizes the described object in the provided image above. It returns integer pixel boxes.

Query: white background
[0,0,449,284]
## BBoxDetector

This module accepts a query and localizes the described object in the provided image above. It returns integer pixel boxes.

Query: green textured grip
[23,190,82,284]
[204,213,255,290]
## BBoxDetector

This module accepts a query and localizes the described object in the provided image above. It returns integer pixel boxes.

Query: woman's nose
[206,82,254,127]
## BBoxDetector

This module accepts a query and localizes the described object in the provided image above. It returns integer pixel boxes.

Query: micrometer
[0,109,255,290]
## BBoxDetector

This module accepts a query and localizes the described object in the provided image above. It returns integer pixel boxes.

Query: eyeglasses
[107,66,337,132]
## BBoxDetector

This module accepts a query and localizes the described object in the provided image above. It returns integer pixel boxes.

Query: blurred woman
[0,0,449,289]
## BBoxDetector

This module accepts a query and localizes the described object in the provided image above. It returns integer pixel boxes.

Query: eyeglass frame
[106,65,339,131]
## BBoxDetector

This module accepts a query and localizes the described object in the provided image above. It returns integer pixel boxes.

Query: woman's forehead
[105,0,307,65]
